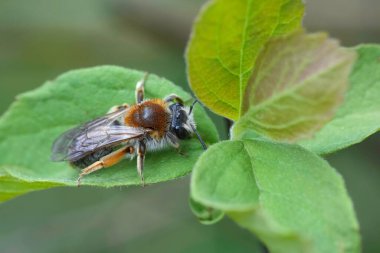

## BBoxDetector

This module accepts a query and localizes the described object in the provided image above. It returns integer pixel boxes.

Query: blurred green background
[0,0,379,252]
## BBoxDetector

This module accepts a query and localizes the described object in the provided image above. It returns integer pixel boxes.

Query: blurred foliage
[0,0,379,253]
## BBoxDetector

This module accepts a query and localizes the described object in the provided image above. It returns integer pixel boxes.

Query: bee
[51,73,207,186]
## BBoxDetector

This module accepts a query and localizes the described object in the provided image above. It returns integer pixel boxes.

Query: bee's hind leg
[135,72,149,104]
[77,146,134,186]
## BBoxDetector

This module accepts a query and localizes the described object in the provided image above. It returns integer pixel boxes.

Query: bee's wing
[51,108,145,162]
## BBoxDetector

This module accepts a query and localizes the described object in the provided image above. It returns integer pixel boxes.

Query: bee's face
[169,103,193,140]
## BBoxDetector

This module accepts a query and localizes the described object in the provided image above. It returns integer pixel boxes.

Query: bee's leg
[164,94,184,105]
[137,140,146,186]
[177,148,187,157]
[135,72,149,104]
[166,132,186,156]
[107,103,129,114]
[77,146,134,186]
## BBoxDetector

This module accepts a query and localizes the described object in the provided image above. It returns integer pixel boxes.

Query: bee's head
[169,103,192,140]
[169,100,207,150]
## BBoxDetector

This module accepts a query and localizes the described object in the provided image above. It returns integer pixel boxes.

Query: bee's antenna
[188,99,207,150]
[188,99,198,115]
[191,125,207,150]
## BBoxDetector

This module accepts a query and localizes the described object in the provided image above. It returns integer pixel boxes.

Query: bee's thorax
[124,99,169,137]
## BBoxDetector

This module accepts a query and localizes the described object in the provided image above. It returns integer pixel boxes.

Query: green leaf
[0,66,218,202]
[300,45,380,154]
[0,168,60,202]
[189,197,224,225]
[191,139,360,253]
[233,32,356,141]
[186,0,304,120]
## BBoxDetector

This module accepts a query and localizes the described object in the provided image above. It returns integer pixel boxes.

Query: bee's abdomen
[125,99,169,134]
[71,147,114,168]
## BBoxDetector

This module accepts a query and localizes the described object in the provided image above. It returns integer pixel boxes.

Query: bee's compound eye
[175,126,190,139]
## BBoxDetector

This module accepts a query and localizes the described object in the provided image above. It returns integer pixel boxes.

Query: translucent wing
[51,108,145,162]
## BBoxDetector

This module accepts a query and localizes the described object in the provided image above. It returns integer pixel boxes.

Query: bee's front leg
[164,94,184,105]
[137,140,146,186]
[176,147,188,157]
[166,132,186,156]
[77,145,134,186]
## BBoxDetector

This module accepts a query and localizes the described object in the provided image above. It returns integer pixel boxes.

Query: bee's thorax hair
[124,99,169,138]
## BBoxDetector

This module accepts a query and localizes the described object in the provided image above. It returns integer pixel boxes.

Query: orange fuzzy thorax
[124,99,169,138]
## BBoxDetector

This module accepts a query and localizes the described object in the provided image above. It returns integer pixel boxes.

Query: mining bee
[51,73,207,186]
